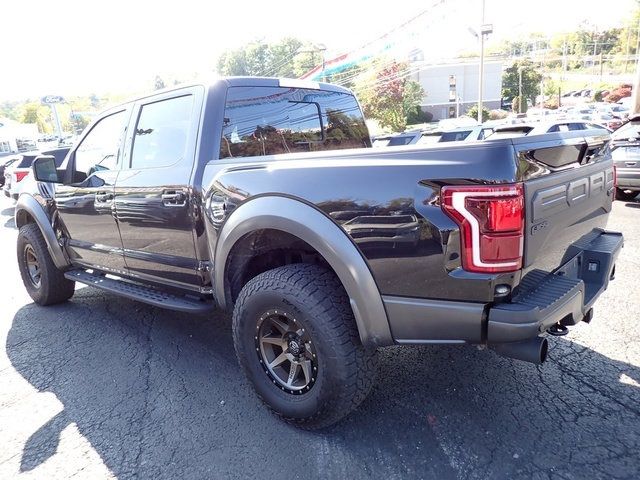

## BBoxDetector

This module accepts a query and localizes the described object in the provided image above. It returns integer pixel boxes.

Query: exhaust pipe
[491,337,548,365]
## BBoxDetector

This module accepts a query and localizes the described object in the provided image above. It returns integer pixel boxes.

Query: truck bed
[203,129,614,303]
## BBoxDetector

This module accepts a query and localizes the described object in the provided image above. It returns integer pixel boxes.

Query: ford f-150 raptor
[15,77,623,428]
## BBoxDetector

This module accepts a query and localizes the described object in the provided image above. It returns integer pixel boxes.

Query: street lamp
[299,43,327,81]
[473,0,492,123]
[518,66,523,113]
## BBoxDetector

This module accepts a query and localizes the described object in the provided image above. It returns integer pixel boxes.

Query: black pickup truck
[16,78,622,428]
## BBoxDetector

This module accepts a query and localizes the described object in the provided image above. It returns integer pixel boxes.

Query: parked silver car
[611,115,640,201]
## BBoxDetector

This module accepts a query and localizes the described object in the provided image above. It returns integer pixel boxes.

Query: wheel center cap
[288,339,301,355]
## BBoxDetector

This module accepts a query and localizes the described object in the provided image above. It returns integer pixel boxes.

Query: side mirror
[32,155,62,183]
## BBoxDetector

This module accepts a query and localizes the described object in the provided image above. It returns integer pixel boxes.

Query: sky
[0,0,636,101]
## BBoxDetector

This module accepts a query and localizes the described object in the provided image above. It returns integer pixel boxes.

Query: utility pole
[599,52,604,81]
[477,0,486,123]
[625,23,632,74]
[539,47,546,108]
[636,17,640,73]
[518,66,523,113]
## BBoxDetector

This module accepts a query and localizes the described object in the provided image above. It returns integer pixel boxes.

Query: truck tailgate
[513,131,615,276]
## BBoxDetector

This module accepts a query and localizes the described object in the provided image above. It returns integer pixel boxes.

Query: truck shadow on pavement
[7,288,640,479]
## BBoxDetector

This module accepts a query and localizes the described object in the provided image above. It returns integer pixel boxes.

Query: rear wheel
[616,188,638,201]
[232,263,378,429]
[17,223,75,305]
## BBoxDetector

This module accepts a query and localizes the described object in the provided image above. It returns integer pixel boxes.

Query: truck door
[114,87,203,290]
[54,108,130,273]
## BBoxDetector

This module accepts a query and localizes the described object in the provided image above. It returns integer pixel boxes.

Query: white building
[411,61,503,121]
[0,117,39,156]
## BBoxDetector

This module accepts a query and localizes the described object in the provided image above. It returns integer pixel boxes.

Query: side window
[131,95,193,169]
[74,111,126,176]
[220,86,370,159]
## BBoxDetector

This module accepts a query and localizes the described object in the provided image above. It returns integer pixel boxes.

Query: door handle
[95,192,114,202]
[162,190,187,206]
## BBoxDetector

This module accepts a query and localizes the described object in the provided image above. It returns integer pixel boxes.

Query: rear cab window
[219,86,370,159]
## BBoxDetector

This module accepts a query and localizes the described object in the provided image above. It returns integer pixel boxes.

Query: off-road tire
[17,223,75,305]
[232,263,378,429]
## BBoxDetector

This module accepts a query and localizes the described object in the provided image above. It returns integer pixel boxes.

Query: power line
[299,0,449,80]
[261,46,304,77]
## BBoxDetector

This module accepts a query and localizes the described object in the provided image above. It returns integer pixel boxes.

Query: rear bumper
[487,230,623,343]
[384,230,623,346]
[616,168,640,189]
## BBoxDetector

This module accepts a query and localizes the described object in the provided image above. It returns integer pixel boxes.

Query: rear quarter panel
[201,141,521,303]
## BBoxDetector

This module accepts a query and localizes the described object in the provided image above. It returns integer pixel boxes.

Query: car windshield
[417,133,442,144]
[387,135,416,146]
[372,138,391,147]
[439,130,471,142]
[612,122,640,141]
[485,130,529,139]
[16,155,39,168]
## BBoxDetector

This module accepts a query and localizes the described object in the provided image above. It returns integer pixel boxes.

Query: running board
[64,269,215,314]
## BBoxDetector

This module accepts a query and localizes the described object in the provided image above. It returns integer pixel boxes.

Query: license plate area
[555,254,581,279]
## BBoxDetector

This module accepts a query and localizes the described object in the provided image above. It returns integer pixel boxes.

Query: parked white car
[374,125,494,147]
[3,148,69,200]
[486,121,610,139]
[437,125,494,142]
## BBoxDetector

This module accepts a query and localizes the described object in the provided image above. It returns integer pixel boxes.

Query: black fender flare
[15,194,70,269]
[212,196,392,347]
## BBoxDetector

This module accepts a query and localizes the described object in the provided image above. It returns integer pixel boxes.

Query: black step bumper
[487,230,623,343]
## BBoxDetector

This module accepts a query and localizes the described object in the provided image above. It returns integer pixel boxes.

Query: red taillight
[441,183,524,273]
[14,171,29,182]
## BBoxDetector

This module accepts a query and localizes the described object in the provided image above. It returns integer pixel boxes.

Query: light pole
[477,0,492,123]
[518,66,523,113]
[298,43,327,81]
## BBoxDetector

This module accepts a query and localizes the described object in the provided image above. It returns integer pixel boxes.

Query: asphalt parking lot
[0,194,639,480]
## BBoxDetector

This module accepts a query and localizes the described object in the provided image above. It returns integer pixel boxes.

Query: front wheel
[232,264,378,429]
[17,223,75,305]
[616,188,639,201]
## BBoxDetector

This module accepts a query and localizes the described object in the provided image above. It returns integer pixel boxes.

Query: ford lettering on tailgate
[531,168,614,223]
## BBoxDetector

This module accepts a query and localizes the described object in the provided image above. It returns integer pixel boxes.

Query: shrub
[605,84,632,103]
[466,104,491,122]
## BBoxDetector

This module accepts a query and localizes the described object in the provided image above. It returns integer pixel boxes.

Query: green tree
[402,80,426,123]
[265,37,303,77]
[217,48,249,75]
[324,64,363,90]
[465,104,490,122]
[354,60,425,132]
[216,38,323,78]
[20,103,52,133]
[502,60,542,106]
[292,49,323,78]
